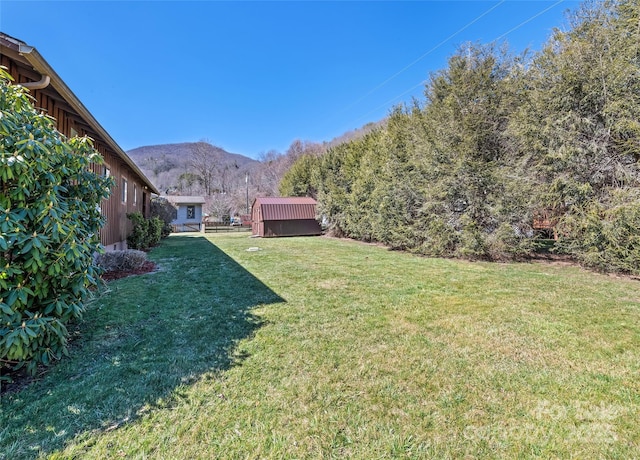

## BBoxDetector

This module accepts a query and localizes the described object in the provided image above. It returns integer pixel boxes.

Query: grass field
[1,233,639,459]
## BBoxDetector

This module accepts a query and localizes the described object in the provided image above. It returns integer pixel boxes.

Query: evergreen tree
[281,0,640,273]
[512,0,640,272]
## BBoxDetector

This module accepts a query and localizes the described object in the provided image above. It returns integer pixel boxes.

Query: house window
[103,165,111,178]
[133,184,138,205]
[121,178,128,203]
[187,205,195,219]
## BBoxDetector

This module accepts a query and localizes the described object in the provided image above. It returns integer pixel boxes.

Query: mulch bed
[100,261,158,281]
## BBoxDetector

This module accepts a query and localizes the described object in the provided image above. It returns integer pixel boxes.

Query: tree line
[192,124,384,221]
[280,0,640,275]
[136,126,382,222]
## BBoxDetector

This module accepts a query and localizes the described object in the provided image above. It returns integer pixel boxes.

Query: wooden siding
[1,52,153,249]
[96,153,152,250]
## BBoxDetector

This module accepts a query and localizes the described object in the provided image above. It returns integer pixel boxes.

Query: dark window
[187,205,195,219]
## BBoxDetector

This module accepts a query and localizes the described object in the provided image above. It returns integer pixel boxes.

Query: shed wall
[251,197,322,237]
[262,220,322,238]
[171,204,203,232]
[173,204,203,224]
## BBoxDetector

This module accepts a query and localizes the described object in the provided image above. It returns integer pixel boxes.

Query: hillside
[125,121,387,219]
[127,142,258,196]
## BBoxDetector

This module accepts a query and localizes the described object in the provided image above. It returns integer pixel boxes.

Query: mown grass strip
[2,233,639,459]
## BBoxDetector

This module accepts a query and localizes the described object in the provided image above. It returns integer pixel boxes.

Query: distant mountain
[127,142,259,195]
[128,142,256,171]
[126,119,387,204]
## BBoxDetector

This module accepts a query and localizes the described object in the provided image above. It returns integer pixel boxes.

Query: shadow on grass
[0,235,284,459]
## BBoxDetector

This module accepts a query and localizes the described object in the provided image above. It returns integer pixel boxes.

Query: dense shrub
[126,212,164,250]
[556,189,640,275]
[94,250,148,273]
[280,1,640,274]
[126,212,150,250]
[148,216,163,246]
[0,68,112,375]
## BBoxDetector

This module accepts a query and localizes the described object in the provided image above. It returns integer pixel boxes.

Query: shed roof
[253,196,318,221]
[165,196,206,204]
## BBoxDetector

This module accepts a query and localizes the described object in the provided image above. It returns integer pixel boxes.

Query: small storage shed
[166,196,206,232]
[251,197,322,238]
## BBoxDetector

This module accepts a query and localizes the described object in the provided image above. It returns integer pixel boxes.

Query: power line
[338,0,507,115]
[493,0,565,42]
[349,0,566,127]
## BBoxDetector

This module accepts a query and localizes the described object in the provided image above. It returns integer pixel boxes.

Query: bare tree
[254,140,327,196]
[207,193,233,223]
[190,139,220,196]
[255,149,283,195]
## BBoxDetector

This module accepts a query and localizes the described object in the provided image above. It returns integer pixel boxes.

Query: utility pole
[245,173,249,216]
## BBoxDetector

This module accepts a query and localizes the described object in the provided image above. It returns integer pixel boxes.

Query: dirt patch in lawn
[528,253,577,267]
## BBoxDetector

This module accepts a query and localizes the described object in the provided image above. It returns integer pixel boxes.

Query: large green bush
[280,1,640,274]
[126,212,164,250]
[557,188,640,275]
[126,212,150,250]
[148,216,163,246]
[0,68,112,375]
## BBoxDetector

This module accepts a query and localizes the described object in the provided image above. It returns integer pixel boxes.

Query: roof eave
[12,38,160,195]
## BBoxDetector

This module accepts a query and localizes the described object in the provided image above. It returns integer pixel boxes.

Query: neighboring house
[251,196,322,237]
[0,32,159,251]
[166,196,205,232]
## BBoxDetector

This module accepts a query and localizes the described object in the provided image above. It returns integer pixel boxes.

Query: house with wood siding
[0,32,159,250]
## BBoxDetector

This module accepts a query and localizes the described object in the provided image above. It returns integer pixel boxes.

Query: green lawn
[2,233,639,459]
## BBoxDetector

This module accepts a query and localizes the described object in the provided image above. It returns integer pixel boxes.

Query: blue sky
[1,1,579,159]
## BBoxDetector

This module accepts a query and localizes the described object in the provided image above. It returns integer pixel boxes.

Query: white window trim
[122,177,128,204]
